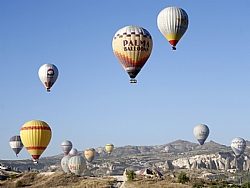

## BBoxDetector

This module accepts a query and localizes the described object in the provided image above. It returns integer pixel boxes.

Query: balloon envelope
[61,155,71,174]
[84,148,96,162]
[165,146,169,153]
[61,140,73,155]
[112,25,153,83]
[38,63,59,92]
[20,120,52,162]
[9,135,23,156]
[68,156,86,176]
[69,148,78,156]
[105,144,114,155]
[157,6,188,50]
[231,137,246,157]
[193,124,209,145]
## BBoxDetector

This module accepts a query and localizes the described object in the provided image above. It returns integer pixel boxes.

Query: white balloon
[68,156,86,176]
[69,148,78,156]
[231,137,246,157]
[38,63,58,92]
[157,6,188,50]
[61,155,71,174]
[165,146,169,153]
[193,124,209,145]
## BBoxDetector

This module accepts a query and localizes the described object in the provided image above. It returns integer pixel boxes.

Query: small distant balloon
[105,144,114,155]
[165,146,169,153]
[69,148,78,156]
[9,135,23,157]
[157,6,189,50]
[193,124,209,145]
[68,156,86,176]
[61,140,73,155]
[84,148,96,162]
[61,155,71,174]
[231,137,246,157]
[38,63,59,92]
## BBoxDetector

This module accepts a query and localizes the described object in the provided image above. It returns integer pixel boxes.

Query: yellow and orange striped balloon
[20,120,52,161]
[112,26,153,83]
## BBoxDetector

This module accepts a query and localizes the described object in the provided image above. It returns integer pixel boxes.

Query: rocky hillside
[1,139,249,174]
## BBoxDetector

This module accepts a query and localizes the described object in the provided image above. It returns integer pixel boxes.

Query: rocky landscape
[1,139,250,187]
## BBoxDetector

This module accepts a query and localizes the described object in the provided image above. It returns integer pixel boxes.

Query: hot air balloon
[193,124,209,145]
[61,155,71,174]
[61,140,72,155]
[165,146,169,153]
[68,156,86,176]
[38,63,59,92]
[84,148,96,162]
[231,137,246,157]
[9,135,23,157]
[69,148,78,156]
[157,6,188,50]
[105,144,114,155]
[20,120,52,163]
[112,25,153,83]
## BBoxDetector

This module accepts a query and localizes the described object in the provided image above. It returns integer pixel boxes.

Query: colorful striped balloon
[9,135,23,157]
[61,140,73,155]
[20,120,52,162]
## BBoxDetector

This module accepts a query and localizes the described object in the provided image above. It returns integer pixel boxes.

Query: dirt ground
[0,171,205,188]
[0,172,116,188]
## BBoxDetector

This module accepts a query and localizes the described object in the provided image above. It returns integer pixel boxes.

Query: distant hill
[1,139,249,172]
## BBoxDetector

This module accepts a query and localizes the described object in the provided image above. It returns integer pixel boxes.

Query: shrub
[192,183,204,188]
[15,180,22,187]
[126,170,136,181]
[241,182,250,188]
[9,173,16,179]
[177,172,189,184]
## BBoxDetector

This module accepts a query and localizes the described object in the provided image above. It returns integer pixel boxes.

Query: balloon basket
[130,79,137,83]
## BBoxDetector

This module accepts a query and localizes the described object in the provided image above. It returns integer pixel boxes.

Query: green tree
[177,172,189,184]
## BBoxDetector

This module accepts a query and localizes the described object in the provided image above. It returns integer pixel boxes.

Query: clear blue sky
[1,1,250,160]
